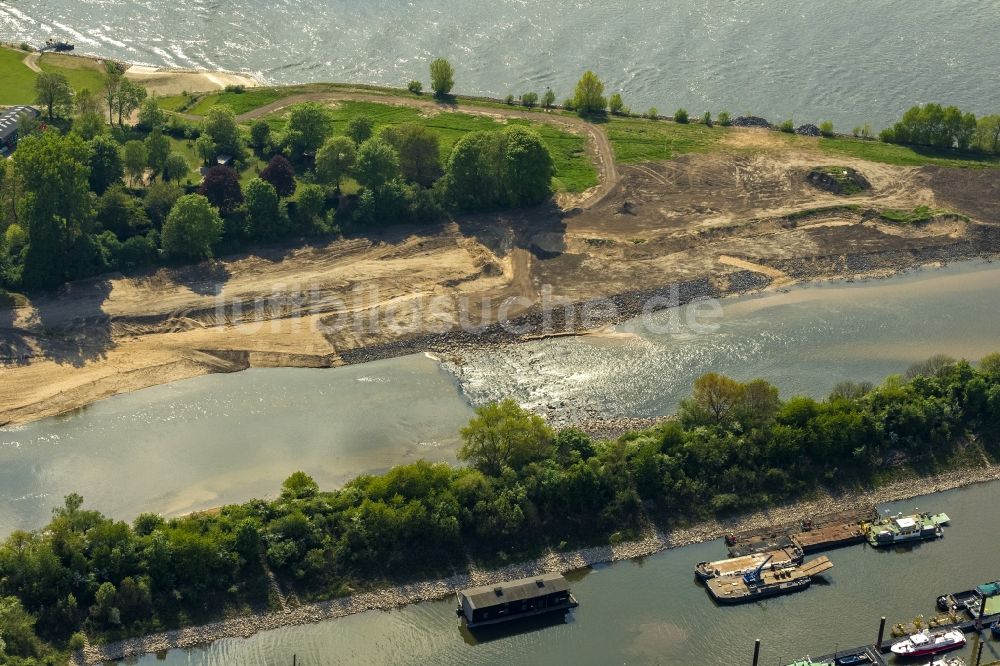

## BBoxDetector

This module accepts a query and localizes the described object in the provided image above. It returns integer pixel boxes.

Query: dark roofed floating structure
[456,573,578,628]
[0,106,41,156]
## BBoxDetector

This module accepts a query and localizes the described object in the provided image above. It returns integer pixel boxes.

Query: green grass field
[604,116,726,163]
[819,137,1000,169]
[37,53,106,94]
[186,87,294,116]
[0,46,38,104]
[259,100,597,192]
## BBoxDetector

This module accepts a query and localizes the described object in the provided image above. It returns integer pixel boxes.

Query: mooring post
[752,639,760,666]
[977,597,987,630]
[876,616,886,648]
[976,641,984,666]
[293,656,297,666]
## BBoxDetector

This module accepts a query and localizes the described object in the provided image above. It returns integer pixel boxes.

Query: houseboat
[455,573,578,628]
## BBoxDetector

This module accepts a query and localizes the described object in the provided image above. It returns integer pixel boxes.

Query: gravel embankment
[77,462,1000,665]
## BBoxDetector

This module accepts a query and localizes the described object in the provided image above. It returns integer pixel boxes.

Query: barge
[705,556,833,605]
[695,545,802,580]
[727,506,876,557]
[455,573,578,628]
[862,511,949,547]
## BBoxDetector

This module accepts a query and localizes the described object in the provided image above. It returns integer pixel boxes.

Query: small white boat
[890,629,965,658]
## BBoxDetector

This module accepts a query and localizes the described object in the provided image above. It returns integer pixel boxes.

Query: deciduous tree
[198,165,243,214]
[344,115,374,145]
[458,399,554,475]
[353,138,399,190]
[34,72,73,119]
[572,71,606,115]
[88,135,124,195]
[429,58,454,97]
[161,194,223,260]
[315,136,356,193]
[260,154,296,197]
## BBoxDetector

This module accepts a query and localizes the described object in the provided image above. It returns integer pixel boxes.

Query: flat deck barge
[696,546,802,580]
[706,556,832,605]
[727,506,876,557]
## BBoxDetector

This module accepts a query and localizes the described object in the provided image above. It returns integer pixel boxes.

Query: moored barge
[695,545,803,580]
[705,556,833,605]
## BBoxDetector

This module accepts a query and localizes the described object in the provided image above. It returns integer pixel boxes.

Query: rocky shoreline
[76,462,1000,665]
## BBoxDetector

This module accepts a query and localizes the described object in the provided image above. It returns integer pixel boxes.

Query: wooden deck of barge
[791,522,866,552]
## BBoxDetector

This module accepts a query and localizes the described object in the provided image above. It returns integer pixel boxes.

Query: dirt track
[2,119,999,426]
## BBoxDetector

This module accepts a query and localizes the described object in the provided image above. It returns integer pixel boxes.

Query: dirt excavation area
[2,127,999,425]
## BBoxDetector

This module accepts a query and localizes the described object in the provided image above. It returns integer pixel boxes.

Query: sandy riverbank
[74,461,1000,665]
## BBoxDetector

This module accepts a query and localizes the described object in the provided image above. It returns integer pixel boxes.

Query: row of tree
[2,355,999,658]
[880,103,1000,153]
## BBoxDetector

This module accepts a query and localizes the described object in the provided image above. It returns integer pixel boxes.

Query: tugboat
[889,629,965,658]
[863,511,949,547]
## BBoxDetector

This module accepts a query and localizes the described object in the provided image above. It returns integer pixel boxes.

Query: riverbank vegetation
[2,356,1000,661]
[0,59,577,293]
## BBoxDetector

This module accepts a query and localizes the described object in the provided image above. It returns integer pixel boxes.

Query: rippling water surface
[452,262,1000,420]
[2,0,998,129]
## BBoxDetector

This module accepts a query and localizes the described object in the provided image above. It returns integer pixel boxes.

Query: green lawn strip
[257,100,596,193]
[186,87,293,116]
[37,52,106,95]
[878,205,968,224]
[605,116,725,163]
[819,137,1000,169]
[0,46,37,104]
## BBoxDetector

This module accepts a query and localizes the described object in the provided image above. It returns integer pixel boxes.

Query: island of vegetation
[1,355,1000,663]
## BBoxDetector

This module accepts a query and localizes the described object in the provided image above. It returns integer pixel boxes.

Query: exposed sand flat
[124,64,261,96]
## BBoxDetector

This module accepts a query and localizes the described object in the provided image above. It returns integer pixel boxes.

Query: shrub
[780,119,795,133]
[819,120,835,137]
[407,80,423,95]
[674,108,689,124]
[702,111,713,127]
[718,111,731,126]
[646,107,658,120]
[522,92,538,108]
[505,94,515,105]
[224,84,246,93]
[562,98,575,111]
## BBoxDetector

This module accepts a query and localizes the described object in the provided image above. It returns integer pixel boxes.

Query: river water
[3,263,1000,536]
[131,481,1000,666]
[2,0,999,131]
[3,262,1000,663]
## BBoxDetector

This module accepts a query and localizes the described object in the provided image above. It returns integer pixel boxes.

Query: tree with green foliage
[202,105,244,160]
[353,138,400,190]
[542,88,556,109]
[458,399,554,475]
[88,135,124,195]
[286,102,333,158]
[344,115,375,145]
[608,93,624,115]
[429,58,454,97]
[136,98,166,131]
[702,111,712,127]
[144,130,171,179]
[717,111,731,126]
[779,118,795,133]
[96,184,150,237]
[244,178,285,239]
[123,140,147,187]
[294,183,327,230]
[675,108,689,124]
[522,92,539,108]
[407,80,423,95]
[13,131,94,289]
[195,134,216,166]
[144,181,182,227]
[114,79,147,127]
[380,123,441,187]
[315,136,357,193]
[161,194,223,260]
[102,60,125,125]
[572,71,606,115]
[74,89,106,139]
[444,126,553,210]
[162,153,190,184]
[881,103,977,150]
[819,120,835,137]
[34,72,73,120]
[249,119,272,152]
[0,596,41,659]
[499,126,554,207]
[975,115,1000,153]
